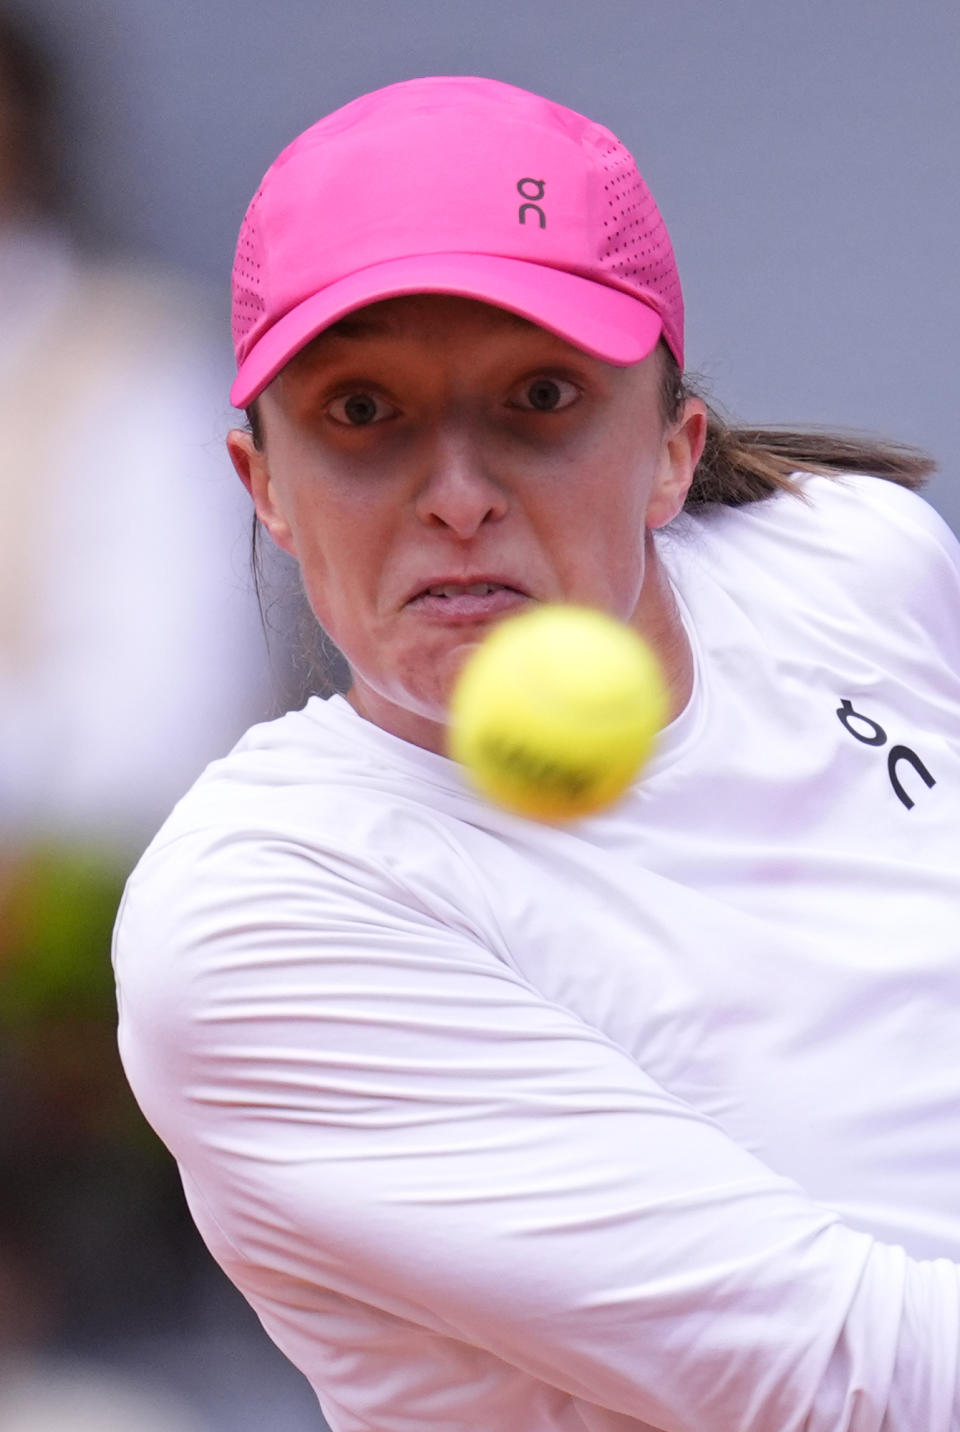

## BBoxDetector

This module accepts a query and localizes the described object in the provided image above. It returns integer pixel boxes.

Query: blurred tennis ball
[449,603,669,821]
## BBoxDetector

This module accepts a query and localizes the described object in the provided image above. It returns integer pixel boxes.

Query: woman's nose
[413,432,508,539]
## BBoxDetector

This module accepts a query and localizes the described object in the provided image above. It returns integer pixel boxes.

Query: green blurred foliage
[1,843,127,1027]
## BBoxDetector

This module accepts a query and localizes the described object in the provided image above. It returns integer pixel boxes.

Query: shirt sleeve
[113,828,960,1432]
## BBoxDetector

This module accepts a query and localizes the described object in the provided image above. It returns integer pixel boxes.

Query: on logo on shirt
[836,698,936,810]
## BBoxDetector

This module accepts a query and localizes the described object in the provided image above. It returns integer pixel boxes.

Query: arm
[114,831,960,1432]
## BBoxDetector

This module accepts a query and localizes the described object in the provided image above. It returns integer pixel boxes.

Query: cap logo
[517,177,546,228]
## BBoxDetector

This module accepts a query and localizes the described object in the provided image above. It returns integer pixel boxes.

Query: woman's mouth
[408,581,529,621]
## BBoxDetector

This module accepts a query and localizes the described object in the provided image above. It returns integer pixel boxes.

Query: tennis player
[114,77,960,1431]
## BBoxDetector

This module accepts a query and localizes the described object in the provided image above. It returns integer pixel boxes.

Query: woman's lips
[406,581,529,622]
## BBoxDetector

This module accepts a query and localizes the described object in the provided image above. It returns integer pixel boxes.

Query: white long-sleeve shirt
[114,473,960,1430]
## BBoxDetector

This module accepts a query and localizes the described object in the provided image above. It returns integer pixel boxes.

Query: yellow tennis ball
[449,604,669,821]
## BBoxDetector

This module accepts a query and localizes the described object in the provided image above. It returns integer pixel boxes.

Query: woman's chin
[345,671,452,751]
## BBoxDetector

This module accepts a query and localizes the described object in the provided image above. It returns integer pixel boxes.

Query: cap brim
[230,252,664,407]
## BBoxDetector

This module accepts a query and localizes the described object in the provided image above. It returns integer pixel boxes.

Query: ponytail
[658,351,936,509]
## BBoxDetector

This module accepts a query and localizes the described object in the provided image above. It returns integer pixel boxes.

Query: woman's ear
[226,428,297,557]
[646,398,708,531]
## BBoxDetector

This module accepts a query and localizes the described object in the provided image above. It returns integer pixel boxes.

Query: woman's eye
[327,392,395,426]
[511,377,580,413]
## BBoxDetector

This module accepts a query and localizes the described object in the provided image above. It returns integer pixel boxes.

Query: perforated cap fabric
[230,76,684,407]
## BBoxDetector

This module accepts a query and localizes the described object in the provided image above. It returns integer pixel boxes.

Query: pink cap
[230,76,684,408]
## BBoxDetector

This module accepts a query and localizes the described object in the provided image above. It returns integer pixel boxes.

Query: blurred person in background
[0,1361,214,1432]
[0,9,310,1423]
[0,8,276,853]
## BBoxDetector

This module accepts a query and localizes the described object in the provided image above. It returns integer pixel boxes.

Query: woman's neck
[631,537,694,724]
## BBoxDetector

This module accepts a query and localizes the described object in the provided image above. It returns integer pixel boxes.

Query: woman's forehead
[272,296,591,395]
[264,300,665,415]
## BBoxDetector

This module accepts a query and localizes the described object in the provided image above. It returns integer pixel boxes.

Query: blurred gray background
[15,0,960,528]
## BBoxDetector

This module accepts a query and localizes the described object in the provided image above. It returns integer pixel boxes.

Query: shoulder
[676,473,958,616]
[789,473,958,625]
[797,471,957,553]
[687,470,954,549]
[113,698,488,993]
[120,698,447,881]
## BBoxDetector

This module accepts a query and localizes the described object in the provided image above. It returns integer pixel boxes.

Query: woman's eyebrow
[322,307,536,342]
[322,315,390,340]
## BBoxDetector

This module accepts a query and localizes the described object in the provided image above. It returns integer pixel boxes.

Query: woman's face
[228,295,705,752]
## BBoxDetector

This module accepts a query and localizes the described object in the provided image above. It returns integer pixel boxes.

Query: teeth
[425,582,502,598]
